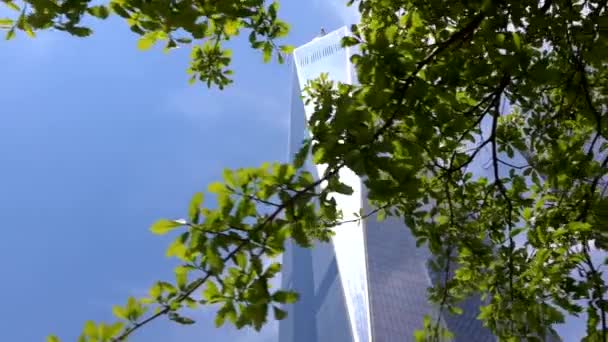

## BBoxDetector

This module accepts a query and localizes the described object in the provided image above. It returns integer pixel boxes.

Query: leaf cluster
[1,0,292,88]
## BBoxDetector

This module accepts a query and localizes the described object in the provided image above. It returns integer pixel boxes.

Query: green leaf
[268,2,279,19]
[216,301,236,327]
[567,221,591,232]
[385,24,398,41]
[106,322,124,338]
[150,219,183,235]
[84,321,97,338]
[203,281,220,301]
[109,3,130,18]
[496,33,505,44]
[294,140,311,169]
[264,262,281,278]
[449,306,463,315]
[24,24,35,38]
[456,268,472,281]
[234,251,247,269]
[149,283,162,299]
[377,209,386,222]
[4,1,19,11]
[163,39,177,53]
[342,36,359,47]
[510,227,525,237]
[124,296,147,321]
[280,45,294,54]
[87,5,110,19]
[69,27,93,37]
[415,238,427,247]
[208,182,225,193]
[512,32,521,50]
[0,18,12,28]
[273,306,288,320]
[206,245,225,273]
[272,290,299,304]
[184,297,198,309]
[176,37,192,44]
[333,182,353,195]
[175,266,188,289]
[223,169,236,187]
[188,192,203,223]
[138,32,158,51]
[223,19,240,36]
[409,11,422,29]
[112,305,128,320]
[522,207,532,220]
[5,28,15,40]
[47,336,61,342]
[262,42,272,63]
[312,146,327,164]
[414,330,426,342]
[166,236,187,259]
[214,312,226,327]
[169,312,195,325]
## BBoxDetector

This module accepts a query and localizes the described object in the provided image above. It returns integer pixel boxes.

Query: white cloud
[165,85,288,128]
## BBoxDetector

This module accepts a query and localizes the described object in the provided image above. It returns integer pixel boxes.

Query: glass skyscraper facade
[279,27,495,342]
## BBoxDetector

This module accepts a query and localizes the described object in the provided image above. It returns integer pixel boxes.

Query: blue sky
[0,1,357,341]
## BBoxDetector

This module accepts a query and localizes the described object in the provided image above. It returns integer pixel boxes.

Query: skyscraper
[279,27,495,342]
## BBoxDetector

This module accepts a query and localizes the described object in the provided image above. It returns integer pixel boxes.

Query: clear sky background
[0,1,591,341]
[0,1,357,341]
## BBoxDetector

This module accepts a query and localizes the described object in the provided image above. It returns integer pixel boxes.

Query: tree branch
[112,163,344,341]
[371,11,487,143]
[496,158,529,170]
[490,87,516,336]
[447,77,509,174]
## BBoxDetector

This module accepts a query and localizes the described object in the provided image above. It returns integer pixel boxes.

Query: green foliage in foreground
[4,0,608,341]
[0,0,292,88]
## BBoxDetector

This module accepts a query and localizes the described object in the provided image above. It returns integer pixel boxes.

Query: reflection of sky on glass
[293,27,372,342]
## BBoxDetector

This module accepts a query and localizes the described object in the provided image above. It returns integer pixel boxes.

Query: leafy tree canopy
[3,0,607,341]
[0,0,292,87]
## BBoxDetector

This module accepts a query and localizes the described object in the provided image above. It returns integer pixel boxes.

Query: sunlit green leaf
[0,18,12,28]
[150,219,183,235]
[138,32,158,51]
[512,32,521,50]
[272,290,298,304]
[84,321,97,338]
[5,28,15,40]
[112,305,128,320]
[87,6,110,19]
[223,19,240,36]
[175,266,188,289]
[4,1,19,11]
[273,306,287,320]
[188,192,203,223]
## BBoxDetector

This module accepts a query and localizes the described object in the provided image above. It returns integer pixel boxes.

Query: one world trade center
[279,26,495,342]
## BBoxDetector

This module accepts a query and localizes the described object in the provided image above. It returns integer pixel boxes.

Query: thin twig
[490,88,516,335]
[496,158,529,170]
